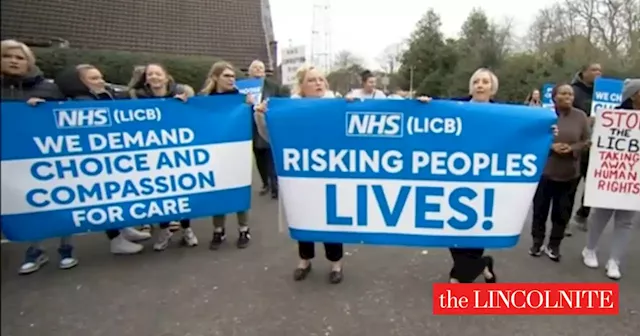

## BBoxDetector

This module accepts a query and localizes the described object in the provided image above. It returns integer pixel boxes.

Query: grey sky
[270,0,558,69]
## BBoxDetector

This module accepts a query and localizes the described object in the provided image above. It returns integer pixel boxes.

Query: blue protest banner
[265,99,556,248]
[591,77,624,116]
[236,78,264,103]
[542,83,554,109]
[0,96,253,241]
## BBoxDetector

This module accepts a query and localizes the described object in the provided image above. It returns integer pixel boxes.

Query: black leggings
[531,176,579,247]
[449,248,486,283]
[106,229,120,240]
[298,242,343,262]
[159,219,190,229]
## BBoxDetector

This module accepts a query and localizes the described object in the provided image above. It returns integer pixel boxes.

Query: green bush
[33,47,242,91]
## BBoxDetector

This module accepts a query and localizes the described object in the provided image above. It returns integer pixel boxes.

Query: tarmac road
[1,174,638,336]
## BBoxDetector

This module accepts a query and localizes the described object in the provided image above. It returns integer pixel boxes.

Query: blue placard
[591,77,624,115]
[1,96,253,241]
[265,98,557,248]
[542,83,554,108]
[236,78,264,103]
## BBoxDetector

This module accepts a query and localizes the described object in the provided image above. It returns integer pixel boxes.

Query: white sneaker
[582,248,598,268]
[605,259,621,280]
[110,235,143,254]
[182,228,198,247]
[121,227,151,242]
[153,228,173,251]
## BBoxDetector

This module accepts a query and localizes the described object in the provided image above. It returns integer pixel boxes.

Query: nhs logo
[53,107,112,129]
[345,112,404,138]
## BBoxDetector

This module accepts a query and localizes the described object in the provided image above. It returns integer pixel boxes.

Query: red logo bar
[433,283,619,315]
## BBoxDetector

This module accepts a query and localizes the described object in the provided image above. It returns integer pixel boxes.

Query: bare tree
[333,50,364,70]
[376,42,407,73]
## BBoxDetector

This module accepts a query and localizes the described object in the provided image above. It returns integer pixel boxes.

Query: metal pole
[409,66,414,98]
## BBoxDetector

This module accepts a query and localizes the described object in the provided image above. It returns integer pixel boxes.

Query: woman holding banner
[417,68,500,283]
[253,65,345,284]
[55,64,155,255]
[581,78,640,280]
[201,61,253,251]
[529,83,590,262]
[1,39,78,274]
[346,70,387,100]
[127,63,198,251]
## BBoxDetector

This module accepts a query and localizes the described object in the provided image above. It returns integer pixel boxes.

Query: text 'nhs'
[54,107,162,128]
[345,112,462,137]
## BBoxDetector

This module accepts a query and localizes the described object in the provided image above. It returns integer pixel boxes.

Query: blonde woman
[1,39,62,102]
[254,65,345,284]
[55,64,152,255]
[418,68,559,283]
[417,68,500,283]
[1,39,70,274]
[127,63,197,250]
[201,61,254,250]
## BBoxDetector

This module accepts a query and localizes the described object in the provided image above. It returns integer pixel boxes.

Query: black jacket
[571,72,594,116]
[253,79,289,148]
[55,67,120,101]
[1,67,63,102]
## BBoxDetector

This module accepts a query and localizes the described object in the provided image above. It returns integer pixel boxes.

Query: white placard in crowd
[281,45,306,87]
[584,109,640,211]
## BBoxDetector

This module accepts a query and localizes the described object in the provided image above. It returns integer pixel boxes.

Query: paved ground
[1,173,639,336]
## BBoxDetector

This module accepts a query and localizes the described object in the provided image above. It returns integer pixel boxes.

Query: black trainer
[237,229,251,249]
[544,245,561,262]
[209,230,226,250]
[529,243,543,257]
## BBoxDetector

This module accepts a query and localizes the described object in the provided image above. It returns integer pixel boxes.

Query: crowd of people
[1,38,638,283]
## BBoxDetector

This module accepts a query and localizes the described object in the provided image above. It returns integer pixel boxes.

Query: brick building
[1,0,278,72]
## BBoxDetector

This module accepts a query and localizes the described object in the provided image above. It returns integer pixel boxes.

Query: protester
[524,89,542,106]
[388,89,408,99]
[1,39,77,274]
[201,61,253,250]
[55,64,152,255]
[581,78,640,280]
[566,63,602,236]
[254,65,345,284]
[416,68,501,283]
[248,60,286,199]
[128,63,198,250]
[346,70,386,99]
[529,83,590,261]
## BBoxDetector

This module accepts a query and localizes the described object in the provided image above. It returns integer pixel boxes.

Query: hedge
[33,47,243,91]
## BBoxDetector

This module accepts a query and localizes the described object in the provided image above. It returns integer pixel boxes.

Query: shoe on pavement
[19,247,49,275]
[544,245,561,262]
[121,227,151,242]
[209,230,226,250]
[57,244,79,270]
[582,248,598,268]
[154,228,173,251]
[110,235,144,254]
[573,215,588,232]
[181,228,198,247]
[237,229,251,249]
[605,259,621,280]
[529,242,543,257]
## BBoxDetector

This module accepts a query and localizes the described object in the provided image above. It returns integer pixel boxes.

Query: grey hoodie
[621,78,640,103]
